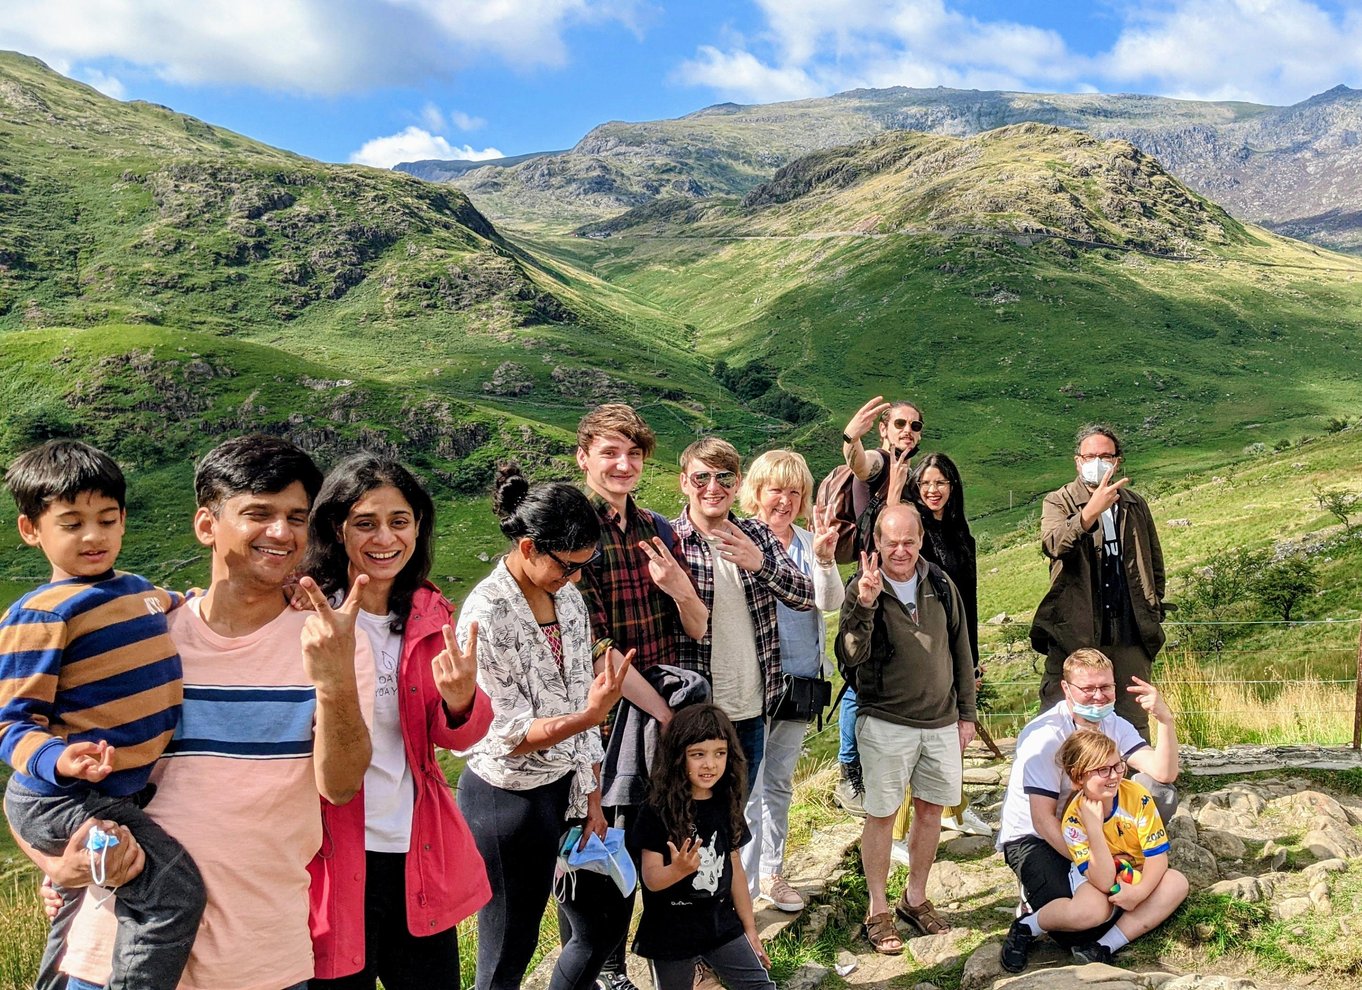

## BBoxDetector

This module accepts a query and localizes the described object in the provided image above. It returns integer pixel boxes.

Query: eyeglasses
[918,480,952,490]
[1085,760,1126,780]
[891,418,924,431]
[544,546,602,577]
[1077,452,1118,462]
[687,470,738,490]
[1065,681,1115,699]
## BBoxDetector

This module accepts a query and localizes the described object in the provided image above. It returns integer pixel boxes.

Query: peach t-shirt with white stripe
[61,600,374,990]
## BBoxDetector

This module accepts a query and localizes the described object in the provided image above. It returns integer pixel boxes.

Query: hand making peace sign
[297,573,366,692]
[857,550,883,606]
[433,621,479,714]
[810,503,839,565]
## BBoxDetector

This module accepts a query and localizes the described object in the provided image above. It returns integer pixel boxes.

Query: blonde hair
[1062,647,1113,683]
[1056,729,1119,781]
[577,404,656,458]
[738,450,814,520]
[679,436,741,475]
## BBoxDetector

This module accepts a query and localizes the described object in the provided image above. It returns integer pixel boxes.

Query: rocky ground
[528,746,1362,990]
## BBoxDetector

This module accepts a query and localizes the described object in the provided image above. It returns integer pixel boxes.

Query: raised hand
[1127,675,1172,724]
[711,521,764,572]
[585,647,635,721]
[666,836,702,877]
[56,740,116,783]
[810,503,839,564]
[844,395,891,441]
[1086,462,1130,518]
[639,536,694,599]
[857,550,883,606]
[297,574,366,693]
[433,621,478,714]
[885,446,911,507]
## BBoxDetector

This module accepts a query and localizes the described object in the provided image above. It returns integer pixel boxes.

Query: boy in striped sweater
[1,439,206,990]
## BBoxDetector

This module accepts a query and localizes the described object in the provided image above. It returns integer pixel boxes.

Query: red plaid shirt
[671,508,816,715]
[578,492,695,673]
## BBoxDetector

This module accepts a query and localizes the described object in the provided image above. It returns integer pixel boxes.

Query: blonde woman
[736,450,844,912]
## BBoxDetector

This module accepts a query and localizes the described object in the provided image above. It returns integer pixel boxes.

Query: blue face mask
[1071,699,1115,722]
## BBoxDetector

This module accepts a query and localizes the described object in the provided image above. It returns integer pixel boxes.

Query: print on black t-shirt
[628,797,750,959]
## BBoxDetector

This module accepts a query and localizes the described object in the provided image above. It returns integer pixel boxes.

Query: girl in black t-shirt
[629,704,775,990]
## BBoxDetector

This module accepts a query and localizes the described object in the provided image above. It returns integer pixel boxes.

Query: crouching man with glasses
[993,648,1179,973]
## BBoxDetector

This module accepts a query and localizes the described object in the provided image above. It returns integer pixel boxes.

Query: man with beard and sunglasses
[671,437,815,786]
[832,397,924,816]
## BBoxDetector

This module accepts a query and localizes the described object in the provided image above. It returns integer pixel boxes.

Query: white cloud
[419,102,446,132]
[78,67,125,99]
[450,110,487,132]
[0,0,643,95]
[676,0,1362,108]
[348,126,504,168]
[1100,0,1362,104]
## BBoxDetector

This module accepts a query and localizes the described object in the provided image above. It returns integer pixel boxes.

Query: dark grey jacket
[600,664,711,808]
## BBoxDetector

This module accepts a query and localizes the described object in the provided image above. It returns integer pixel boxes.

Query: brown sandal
[896,895,951,935]
[864,912,904,955]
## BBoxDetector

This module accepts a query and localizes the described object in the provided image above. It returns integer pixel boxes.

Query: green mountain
[2,51,1362,611]
[424,84,1362,252]
[527,125,1362,514]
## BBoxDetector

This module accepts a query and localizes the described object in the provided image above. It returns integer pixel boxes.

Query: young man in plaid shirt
[672,436,816,784]
[564,404,709,990]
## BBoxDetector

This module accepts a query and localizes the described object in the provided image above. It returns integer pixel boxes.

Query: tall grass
[0,866,46,990]
[1157,652,1356,748]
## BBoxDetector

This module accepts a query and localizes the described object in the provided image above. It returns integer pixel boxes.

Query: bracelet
[591,638,614,663]
[816,557,836,567]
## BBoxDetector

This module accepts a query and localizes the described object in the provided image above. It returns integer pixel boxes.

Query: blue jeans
[731,716,766,792]
[838,689,860,764]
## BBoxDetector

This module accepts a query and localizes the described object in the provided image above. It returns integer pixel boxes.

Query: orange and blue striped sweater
[0,571,183,797]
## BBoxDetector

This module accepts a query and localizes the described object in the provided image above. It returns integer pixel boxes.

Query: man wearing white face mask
[994,648,1178,972]
[1031,425,1167,738]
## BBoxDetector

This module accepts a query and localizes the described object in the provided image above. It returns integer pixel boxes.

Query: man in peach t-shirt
[23,436,373,990]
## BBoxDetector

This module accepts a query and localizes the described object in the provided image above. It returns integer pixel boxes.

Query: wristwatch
[841,433,856,445]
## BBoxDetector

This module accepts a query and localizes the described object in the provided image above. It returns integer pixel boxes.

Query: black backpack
[833,562,958,702]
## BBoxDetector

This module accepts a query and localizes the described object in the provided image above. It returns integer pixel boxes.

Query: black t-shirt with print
[629,796,751,959]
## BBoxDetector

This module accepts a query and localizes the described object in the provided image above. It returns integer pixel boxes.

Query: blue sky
[2,1,1360,168]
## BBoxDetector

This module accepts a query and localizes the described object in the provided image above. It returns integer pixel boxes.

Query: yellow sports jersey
[1062,778,1169,877]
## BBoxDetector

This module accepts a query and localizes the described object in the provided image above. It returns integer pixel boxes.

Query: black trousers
[458,770,610,990]
[308,850,460,990]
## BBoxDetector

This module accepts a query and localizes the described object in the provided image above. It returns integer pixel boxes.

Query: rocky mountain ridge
[407,83,1362,250]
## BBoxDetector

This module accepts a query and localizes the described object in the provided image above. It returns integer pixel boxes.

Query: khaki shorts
[856,715,962,817]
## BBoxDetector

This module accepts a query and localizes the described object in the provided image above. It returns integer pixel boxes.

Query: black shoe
[1000,916,1037,973]
[1071,942,1113,965]
[595,972,639,990]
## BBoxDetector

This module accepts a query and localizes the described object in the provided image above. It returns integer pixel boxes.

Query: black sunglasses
[545,546,603,577]
[891,418,924,431]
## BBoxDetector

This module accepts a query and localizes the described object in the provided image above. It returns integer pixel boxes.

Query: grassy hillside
[528,126,1362,517]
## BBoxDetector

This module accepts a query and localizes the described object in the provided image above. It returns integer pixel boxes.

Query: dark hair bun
[493,462,530,520]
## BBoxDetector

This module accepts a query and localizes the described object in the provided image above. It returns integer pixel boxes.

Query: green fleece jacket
[836,559,976,729]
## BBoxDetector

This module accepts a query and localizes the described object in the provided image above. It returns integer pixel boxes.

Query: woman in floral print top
[456,463,634,990]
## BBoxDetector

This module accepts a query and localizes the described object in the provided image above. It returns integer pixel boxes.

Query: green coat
[1030,478,1167,658]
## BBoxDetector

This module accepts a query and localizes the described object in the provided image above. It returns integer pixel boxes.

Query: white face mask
[1080,459,1115,486]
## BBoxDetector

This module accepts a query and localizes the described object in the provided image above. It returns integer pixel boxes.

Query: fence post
[1354,619,1362,751]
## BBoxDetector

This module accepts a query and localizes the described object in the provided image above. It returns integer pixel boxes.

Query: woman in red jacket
[303,453,493,990]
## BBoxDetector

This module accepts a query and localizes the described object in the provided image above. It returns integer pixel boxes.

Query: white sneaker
[942,806,993,837]
[765,875,805,913]
[890,839,910,866]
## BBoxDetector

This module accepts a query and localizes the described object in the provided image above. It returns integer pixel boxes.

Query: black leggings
[308,850,460,990]
[458,770,611,990]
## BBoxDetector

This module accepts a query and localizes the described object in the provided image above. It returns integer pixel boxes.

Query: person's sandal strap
[896,896,950,935]
[864,912,904,955]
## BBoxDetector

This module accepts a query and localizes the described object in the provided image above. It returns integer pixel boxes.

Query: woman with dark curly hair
[301,453,492,990]
[455,463,633,990]
[629,703,773,990]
